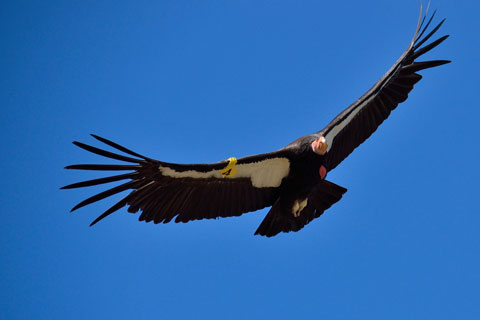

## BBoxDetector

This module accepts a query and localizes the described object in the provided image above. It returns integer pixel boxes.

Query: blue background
[2,1,478,319]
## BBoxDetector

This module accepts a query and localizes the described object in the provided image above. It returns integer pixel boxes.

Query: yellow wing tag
[220,157,237,178]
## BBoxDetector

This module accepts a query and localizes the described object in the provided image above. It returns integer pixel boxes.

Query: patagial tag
[220,157,237,177]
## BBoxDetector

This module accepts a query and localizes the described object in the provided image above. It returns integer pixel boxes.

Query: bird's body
[63,7,450,237]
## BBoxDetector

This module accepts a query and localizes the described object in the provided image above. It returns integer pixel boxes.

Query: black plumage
[63,8,450,237]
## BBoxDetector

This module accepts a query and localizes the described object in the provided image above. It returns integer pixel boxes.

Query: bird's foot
[292,198,308,217]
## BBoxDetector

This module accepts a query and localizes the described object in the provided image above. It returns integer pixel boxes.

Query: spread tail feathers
[254,180,347,237]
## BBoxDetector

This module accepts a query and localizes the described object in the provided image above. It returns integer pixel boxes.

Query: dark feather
[61,172,139,189]
[411,35,449,60]
[414,18,445,50]
[65,164,141,171]
[73,141,142,163]
[91,134,152,160]
[71,180,144,212]
[400,60,450,73]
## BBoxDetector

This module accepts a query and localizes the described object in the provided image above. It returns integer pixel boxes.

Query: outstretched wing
[319,8,450,171]
[62,135,291,226]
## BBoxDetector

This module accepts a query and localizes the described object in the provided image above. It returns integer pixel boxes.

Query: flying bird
[63,8,450,237]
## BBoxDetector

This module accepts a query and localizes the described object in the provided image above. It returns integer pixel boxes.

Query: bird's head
[311,136,328,156]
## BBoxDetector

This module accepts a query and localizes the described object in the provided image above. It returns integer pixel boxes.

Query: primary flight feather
[63,8,450,237]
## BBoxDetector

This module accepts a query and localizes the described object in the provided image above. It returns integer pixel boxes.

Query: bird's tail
[254,180,347,237]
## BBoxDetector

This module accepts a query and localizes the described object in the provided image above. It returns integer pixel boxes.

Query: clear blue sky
[1,1,478,319]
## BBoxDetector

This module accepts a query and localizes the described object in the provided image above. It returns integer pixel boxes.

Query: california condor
[63,8,450,237]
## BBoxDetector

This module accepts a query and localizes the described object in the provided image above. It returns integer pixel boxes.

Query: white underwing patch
[325,95,375,151]
[159,157,290,188]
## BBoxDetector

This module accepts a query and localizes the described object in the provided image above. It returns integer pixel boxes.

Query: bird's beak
[312,136,328,155]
